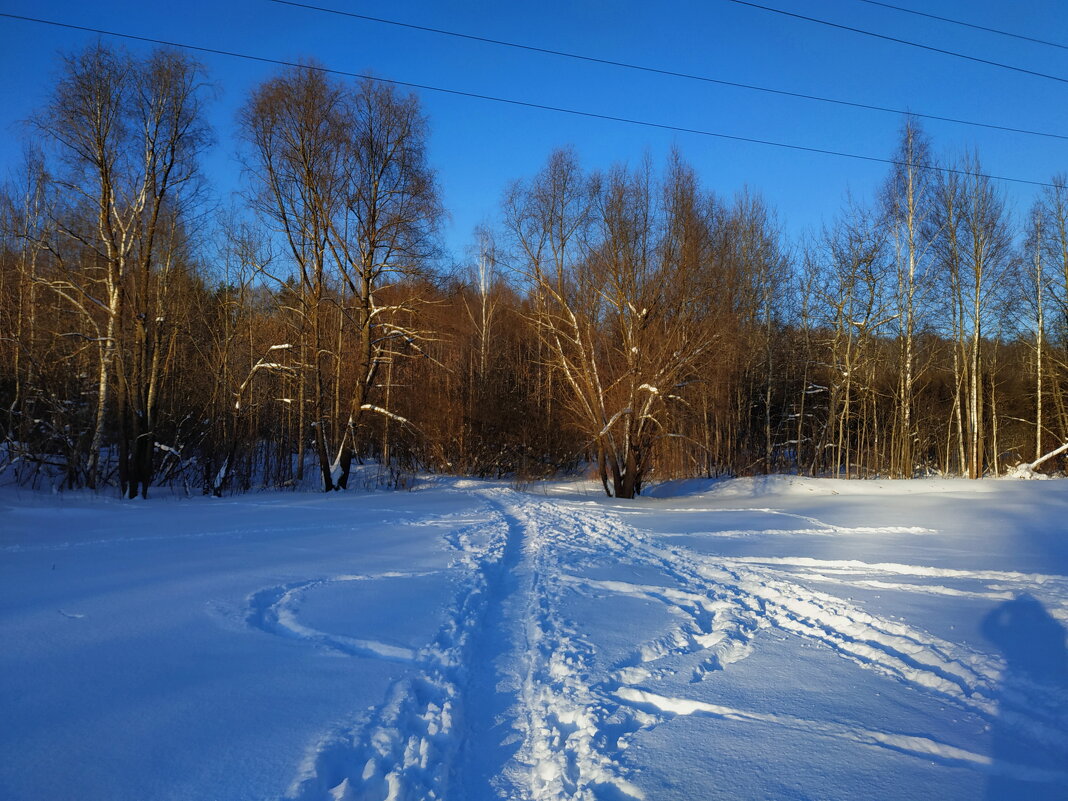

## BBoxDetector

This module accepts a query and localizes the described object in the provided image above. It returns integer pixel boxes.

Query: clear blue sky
[0,0,1064,267]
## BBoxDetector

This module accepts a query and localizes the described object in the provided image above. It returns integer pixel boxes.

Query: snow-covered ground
[2,476,1066,800]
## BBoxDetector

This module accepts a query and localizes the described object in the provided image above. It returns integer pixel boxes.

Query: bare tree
[506,151,720,497]
[718,191,790,472]
[242,64,348,491]
[327,78,441,489]
[0,149,52,480]
[33,44,209,495]
[464,227,499,387]
[813,199,893,477]
[242,68,439,490]
[1038,177,1068,450]
[883,118,934,477]
[954,156,1012,477]
[931,168,969,474]
[1024,205,1049,463]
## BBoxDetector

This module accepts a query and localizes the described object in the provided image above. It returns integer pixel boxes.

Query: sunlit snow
[1,476,1066,800]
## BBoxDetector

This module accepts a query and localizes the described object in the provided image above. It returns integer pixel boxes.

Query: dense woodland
[2,44,1067,498]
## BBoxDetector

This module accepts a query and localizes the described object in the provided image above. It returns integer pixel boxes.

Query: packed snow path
[236,484,1068,799]
[2,478,1067,800]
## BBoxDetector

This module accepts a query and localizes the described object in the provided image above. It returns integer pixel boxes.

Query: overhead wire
[267,0,1067,142]
[852,0,1068,52]
[724,0,1068,85]
[0,11,1059,189]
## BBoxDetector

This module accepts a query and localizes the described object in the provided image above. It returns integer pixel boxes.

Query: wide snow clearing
[2,476,1066,800]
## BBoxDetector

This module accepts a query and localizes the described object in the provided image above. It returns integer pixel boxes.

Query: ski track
[495,495,1068,796]
[612,505,936,536]
[246,502,512,801]
[501,497,649,801]
[240,489,1068,799]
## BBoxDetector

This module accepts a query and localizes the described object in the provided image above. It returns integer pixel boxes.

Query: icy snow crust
[1,476,1066,800]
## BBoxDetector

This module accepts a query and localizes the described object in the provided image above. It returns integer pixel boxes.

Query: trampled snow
[1,476,1066,800]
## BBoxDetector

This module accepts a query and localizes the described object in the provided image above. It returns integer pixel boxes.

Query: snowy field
[2,476,1067,801]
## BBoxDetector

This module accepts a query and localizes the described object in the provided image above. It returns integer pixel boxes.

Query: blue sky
[0,0,1064,266]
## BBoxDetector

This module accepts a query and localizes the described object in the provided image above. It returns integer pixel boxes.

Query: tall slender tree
[33,44,210,496]
[883,118,934,477]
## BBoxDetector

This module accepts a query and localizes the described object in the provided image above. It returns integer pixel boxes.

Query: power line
[853,0,1068,52]
[0,11,1058,189]
[268,0,1067,142]
[725,0,1068,85]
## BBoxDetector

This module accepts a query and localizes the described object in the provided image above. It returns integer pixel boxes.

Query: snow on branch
[598,408,631,438]
[234,347,296,410]
[1009,441,1068,479]
[360,404,412,426]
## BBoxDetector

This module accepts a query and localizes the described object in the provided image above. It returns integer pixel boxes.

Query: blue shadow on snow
[981,594,1068,801]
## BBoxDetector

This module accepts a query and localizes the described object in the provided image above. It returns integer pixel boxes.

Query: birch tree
[814,200,892,477]
[1038,177,1068,449]
[0,151,54,480]
[33,45,209,495]
[1024,205,1049,463]
[327,79,441,489]
[883,118,934,477]
[957,157,1013,477]
[242,64,344,491]
[931,169,968,474]
[243,69,439,490]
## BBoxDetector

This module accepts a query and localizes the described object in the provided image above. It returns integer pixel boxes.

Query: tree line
[1,44,1066,498]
